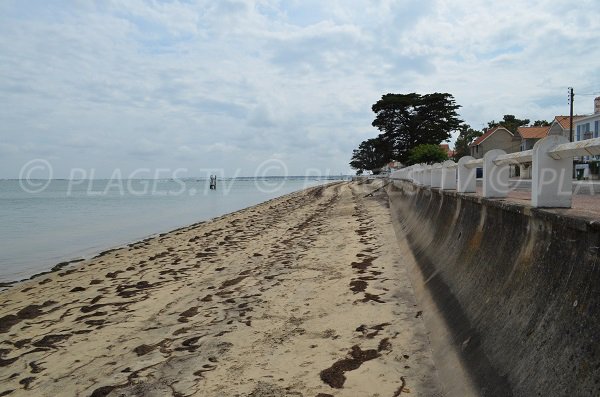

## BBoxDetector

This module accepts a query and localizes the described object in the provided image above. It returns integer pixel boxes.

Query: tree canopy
[487,114,530,133]
[532,120,551,126]
[371,93,462,163]
[407,144,448,165]
[453,124,482,160]
[349,92,463,172]
[349,136,391,174]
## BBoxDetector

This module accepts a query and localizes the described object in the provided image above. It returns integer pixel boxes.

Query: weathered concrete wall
[387,180,600,397]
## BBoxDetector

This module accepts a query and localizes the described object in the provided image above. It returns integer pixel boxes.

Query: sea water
[0,177,338,282]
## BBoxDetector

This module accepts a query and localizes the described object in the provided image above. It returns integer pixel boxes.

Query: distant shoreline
[0,176,352,181]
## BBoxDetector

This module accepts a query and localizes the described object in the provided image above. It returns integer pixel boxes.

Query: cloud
[0,142,19,155]
[1,0,599,177]
[247,103,277,128]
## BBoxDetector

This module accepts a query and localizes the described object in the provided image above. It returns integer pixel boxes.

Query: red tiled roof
[470,127,496,146]
[469,126,514,146]
[554,115,586,129]
[517,126,550,139]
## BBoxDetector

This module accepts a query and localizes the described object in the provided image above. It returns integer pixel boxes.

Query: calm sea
[0,177,338,282]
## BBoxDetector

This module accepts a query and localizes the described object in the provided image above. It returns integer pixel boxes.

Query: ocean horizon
[0,176,345,283]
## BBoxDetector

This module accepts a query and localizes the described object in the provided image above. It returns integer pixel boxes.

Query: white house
[574,99,600,141]
[573,97,600,179]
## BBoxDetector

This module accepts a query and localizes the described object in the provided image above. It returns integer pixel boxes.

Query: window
[577,125,581,141]
[583,123,592,140]
[595,120,599,138]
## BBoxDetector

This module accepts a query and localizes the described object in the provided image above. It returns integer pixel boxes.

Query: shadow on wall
[387,180,600,397]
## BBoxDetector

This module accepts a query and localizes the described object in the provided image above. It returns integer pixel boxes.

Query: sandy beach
[0,181,441,397]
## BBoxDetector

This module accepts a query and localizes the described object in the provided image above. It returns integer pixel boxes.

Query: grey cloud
[385,54,436,76]
[0,143,19,155]
[262,20,367,70]
[210,0,250,15]
[534,95,569,109]
[1,1,600,178]
[247,103,276,128]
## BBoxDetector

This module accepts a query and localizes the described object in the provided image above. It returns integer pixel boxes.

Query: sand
[0,181,442,397]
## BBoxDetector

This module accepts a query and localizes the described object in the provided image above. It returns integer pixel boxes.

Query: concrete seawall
[387,180,600,397]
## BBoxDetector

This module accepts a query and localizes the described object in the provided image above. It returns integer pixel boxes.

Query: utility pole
[568,87,574,142]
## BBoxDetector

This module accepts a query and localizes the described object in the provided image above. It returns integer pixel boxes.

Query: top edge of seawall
[388,178,600,233]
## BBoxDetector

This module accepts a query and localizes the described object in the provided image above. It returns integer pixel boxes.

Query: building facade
[469,126,521,159]
[575,115,600,141]
[518,126,550,150]
[547,115,586,140]
[573,97,600,179]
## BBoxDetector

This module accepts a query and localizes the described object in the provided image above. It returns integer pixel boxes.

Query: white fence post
[410,166,417,183]
[414,165,421,184]
[457,156,477,193]
[417,165,424,185]
[532,136,573,208]
[413,166,420,185]
[391,136,600,208]
[441,160,457,190]
[483,149,509,198]
[431,163,442,188]
[424,165,432,187]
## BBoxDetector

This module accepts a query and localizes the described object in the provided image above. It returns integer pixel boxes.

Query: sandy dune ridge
[0,181,441,397]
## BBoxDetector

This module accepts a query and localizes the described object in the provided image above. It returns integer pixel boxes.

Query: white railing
[390,136,600,208]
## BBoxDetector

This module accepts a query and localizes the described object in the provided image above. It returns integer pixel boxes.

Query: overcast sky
[1,0,600,178]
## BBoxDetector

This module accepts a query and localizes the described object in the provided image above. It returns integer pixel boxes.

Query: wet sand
[0,181,442,397]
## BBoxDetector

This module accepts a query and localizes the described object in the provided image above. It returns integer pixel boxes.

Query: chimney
[595,96,600,114]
